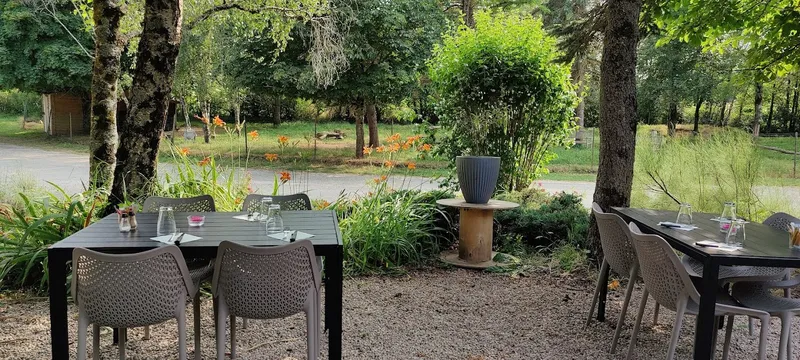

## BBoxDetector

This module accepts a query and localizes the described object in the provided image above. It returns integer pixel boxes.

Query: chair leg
[722,315,734,360]
[778,313,791,360]
[194,293,201,360]
[612,265,638,353]
[788,319,794,360]
[749,317,755,336]
[307,301,319,360]
[178,305,187,360]
[143,325,150,340]
[653,303,660,326]
[757,316,769,360]
[626,289,649,360]
[242,317,248,329]
[230,314,237,360]
[77,311,89,360]
[92,324,100,360]
[666,297,686,360]
[216,298,228,360]
[119,328,126,360]
[585,259,609,329]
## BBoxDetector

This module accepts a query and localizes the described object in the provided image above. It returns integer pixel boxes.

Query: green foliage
[0,185,100,293]
[337,184,454,274]
[494,190,589,251]
[0,90,42,117]
[0,0,92,93]
[632,127,774,221]
[429,11,578,191]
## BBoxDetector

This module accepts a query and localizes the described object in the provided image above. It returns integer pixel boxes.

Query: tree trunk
[355,104,365,158]
[366,101,379,148]
[718,98,727,125]
[202,101,210,143]
[588,0,642,259]
[726,96,735,125]
[766,84,776,133]
[792,85,799,131]
[272,96,281,127]
[88,0,124,192]
[693,97,703,133]
[753,82,763,137]
[736,93,746,124]
[572,56,586,140]
[233,102,241,136]
[462,0,475,28]
[667,101,678,136]
[109,0,182,207]
[785,78,792,110]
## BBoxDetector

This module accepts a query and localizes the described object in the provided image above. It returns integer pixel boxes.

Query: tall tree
[753,82,763,136]
[88,0,123,191]
[588,0,642,257]
[110,0,183,204]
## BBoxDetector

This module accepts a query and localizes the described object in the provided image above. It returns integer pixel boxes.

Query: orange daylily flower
[212,115,225,127]
[373,175,388,184]
[179,147,190,156]
[198,156,211,166]
[420,143,432,152]
[264,153,279,162]
[317,200,331,209]
[390,143,401,153]
[363,146,373,155]
[235,197,243,205]
[278,135,289,145]
[402,141,412,151]
[279,171,291,183]
[248,130,259,140]
[386,133,401,143]
[194,114,209,124]
[375,146,385,153]
[407,162,416,170]
[383,160,395,168]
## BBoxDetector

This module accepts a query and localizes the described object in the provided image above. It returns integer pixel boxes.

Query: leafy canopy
[429,11,577,191]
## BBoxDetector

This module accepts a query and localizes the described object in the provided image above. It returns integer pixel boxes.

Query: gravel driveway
[0,269,796,359]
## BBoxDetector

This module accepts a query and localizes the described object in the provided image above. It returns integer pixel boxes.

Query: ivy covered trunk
[587,0,642,259]
[89,0,124,191]
[110,0,182,205]
[366,102,379,148]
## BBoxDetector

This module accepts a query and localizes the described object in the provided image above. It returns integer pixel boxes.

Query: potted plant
[456,155,500,204]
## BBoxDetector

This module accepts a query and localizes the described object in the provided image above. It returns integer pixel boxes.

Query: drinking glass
[719,202,737,233]
[725,219,746,247]
[157,206,177,236]
[676,203,693,225]
[259,197,273,222]
[119,214,131,233]
[266,204,283,234]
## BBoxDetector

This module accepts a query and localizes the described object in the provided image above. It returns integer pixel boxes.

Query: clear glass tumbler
[719,202,737,233]
[157,206,177,236]
[266,204,283,234]
[725,219,746,247]
[259,197,273,222]
[676,203,693,225]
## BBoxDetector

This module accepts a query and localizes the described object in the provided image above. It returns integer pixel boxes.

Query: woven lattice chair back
[763,212,800,232]
[242,193,312,212]
[212,240,321,320]
[628,223,700,312]
[142,195,216,213]
[592,203,638,276]
[71,246,195,328]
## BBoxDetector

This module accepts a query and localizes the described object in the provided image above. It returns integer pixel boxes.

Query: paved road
[0,143,596,204]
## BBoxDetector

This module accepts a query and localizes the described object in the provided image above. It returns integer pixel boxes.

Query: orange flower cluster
[199,156,211,166]
[248,130,259,140]
[179,147,190,156]
[375,146,385,153]
[194,114,209,124]
[316,200,331,210]
[212,115,225,127]
[389,143,401,153]
[386,133,401,143]
[383,160,395,168]
[279,171,291,183]
[264,153,279,162]
[278,135,289,145]
[420,143,432,152]
[407,162,416,170]
[373,175,388,184]
[363,146,373,155]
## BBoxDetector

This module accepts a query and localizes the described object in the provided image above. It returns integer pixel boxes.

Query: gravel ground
[1,269,798,359]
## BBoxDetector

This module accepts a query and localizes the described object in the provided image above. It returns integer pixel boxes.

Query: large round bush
[428,11,577,191]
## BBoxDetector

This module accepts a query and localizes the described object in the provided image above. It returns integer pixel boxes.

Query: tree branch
[186,3,312,30]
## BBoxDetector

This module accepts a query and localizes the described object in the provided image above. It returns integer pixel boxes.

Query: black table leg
[324,247,343,360]
[597,260,610,322]
[694,259,719,360]
[48,249,69,360]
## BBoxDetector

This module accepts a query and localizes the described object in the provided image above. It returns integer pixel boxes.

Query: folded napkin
[695,240,741,252]
[268,231,314,242]
[233,214,260,221]
[150,234,202,244]
[657,221,698,231]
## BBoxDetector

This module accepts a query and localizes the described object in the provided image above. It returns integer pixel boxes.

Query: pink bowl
[188,215,205,227]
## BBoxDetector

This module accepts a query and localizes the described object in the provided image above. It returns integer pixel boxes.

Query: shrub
[383,103,418,124]
[337,184,454,274]
[494,191,589,251]
[294,98,319,122]
[428,11,577,191]
[0,90,42,118]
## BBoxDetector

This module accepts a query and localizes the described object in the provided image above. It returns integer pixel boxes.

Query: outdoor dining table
[602,207,800,360]
[47,210,344,360]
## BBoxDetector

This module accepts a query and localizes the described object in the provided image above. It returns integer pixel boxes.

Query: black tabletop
[50,210,342,253]
[612,207,800,267]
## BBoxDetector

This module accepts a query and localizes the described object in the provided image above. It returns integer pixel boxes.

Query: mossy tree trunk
[89,0,124,192]
[366,101,379,148]
[110,0,182,206]
[587,0,642,259]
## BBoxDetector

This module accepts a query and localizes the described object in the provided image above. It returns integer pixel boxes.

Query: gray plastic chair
[241,193,312,212]
[763,212,800,232]
[626,223,770,360]
[733,278,800,360]
[72,246,197,360]
[212,240,321,360]
[141,195,215,351]
[585,203,660,353]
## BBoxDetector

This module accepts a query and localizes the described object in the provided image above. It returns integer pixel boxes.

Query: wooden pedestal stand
[436,199,520,269]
